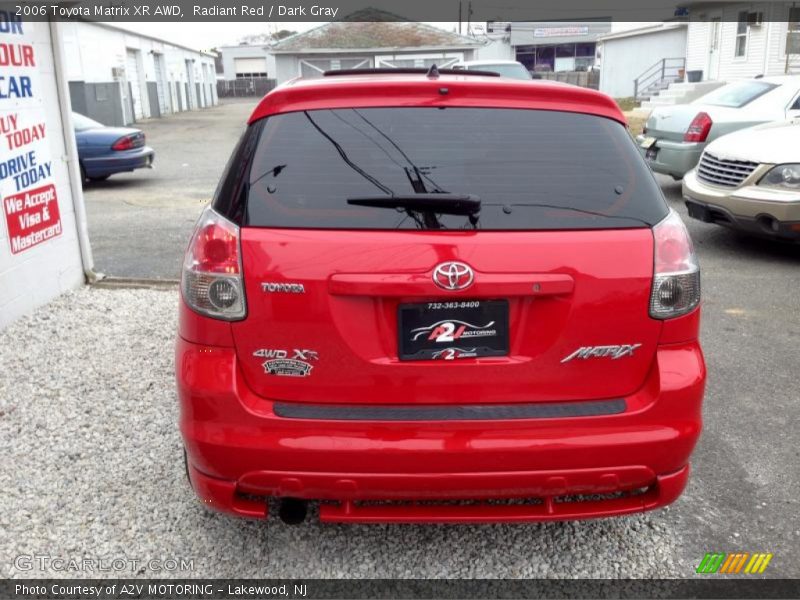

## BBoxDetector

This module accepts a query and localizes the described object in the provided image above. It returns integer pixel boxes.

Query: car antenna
[426,64,440,79]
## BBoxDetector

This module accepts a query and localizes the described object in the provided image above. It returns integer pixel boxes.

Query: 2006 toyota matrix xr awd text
[176,67,706,524]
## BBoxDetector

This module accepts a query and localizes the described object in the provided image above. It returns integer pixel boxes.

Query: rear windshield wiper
[347,194,481,216]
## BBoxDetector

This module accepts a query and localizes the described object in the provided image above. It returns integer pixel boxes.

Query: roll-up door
[126,49,144,120]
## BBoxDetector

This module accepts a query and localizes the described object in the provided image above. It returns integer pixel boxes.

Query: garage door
[375,54,462,69]
[126,49,144,120]
[299,58,370,78]
[234,57,268,78]
[153,53,169,115]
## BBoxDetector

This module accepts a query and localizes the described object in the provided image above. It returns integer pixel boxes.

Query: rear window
[238,107,667,230]
[72,113,104,131]
[698,80,777,108]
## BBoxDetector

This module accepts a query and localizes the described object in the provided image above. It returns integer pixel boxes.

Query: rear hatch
[229,107,668,405]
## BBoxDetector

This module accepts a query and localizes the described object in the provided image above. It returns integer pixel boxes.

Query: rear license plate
[639,136,656,149]
[398,300,509,361]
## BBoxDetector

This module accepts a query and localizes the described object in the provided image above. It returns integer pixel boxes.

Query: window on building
[575,43,596,71]
[790,7,800,30]
[515,44,597,73]
[516,52,536,71]
[787,8,800,55]
[735,11,749,57]
[554,44,576,71]
[236,72,268,79]
[535,46,554,72]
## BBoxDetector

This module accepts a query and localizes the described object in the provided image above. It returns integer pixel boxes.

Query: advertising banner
[1,15,63,255]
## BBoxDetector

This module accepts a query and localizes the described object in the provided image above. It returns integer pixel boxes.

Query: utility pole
[458,1,462,35]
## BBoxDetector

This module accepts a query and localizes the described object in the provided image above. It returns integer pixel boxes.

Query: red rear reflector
[683,112,712,143]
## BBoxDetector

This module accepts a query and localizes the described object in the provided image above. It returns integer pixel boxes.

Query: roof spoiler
[323,67,501,78]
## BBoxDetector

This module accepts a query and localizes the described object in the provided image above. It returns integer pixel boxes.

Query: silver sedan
[636,76,800,180]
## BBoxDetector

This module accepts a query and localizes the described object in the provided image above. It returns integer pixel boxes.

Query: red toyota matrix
[176,68,705,524]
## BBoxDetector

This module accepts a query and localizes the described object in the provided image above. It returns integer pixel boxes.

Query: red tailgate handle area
[328,272,574,298]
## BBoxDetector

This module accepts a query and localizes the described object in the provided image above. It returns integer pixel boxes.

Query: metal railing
[633,58,686,101]
[216,78,277,98]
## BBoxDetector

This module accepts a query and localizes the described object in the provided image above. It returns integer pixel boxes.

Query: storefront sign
[1,15,62,255]
[533,26,590,38]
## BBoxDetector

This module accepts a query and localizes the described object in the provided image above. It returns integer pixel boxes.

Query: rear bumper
[189,461,690,523]
[82,146,155,177]
[177,337,705,523]
[636,136,703,178]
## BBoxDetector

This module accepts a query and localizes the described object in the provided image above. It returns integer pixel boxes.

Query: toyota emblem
[433,262,474,291]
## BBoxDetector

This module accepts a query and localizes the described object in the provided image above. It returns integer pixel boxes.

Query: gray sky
[116,22,461,51]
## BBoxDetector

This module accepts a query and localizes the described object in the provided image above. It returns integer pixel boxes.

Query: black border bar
[2,0,793,22]
[3,578,800,599]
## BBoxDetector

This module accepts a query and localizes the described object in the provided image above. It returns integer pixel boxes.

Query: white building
[472,37,516,62]
[59,22,218,126]
[218,44,277,80]
[685,2,800,81]
[598,23,689,98]
[1,14,93,328]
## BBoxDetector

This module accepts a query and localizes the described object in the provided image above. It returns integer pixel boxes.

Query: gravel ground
[0,287,682,579]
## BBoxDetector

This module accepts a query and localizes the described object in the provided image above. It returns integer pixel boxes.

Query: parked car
[72,112,154,182]
[637,76,800,179]
[177,69,705,524]
[451,59,533,80]
[683,118,800,241]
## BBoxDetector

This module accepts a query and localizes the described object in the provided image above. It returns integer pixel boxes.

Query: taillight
[181,207,246,320]
[683,112,712,143]
[112,135,134,151]
[650,209,701,319]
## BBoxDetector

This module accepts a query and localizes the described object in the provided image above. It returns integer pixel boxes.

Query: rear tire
[88,175,110,182]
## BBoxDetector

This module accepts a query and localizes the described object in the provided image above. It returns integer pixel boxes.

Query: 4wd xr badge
[253,348,318,377]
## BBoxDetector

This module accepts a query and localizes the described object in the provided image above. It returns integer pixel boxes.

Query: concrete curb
[91,277,179,290]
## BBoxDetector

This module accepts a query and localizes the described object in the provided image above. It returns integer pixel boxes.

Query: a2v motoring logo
[411,319,497,343]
